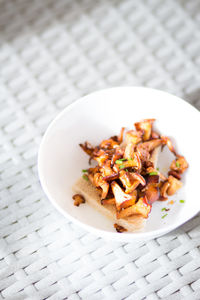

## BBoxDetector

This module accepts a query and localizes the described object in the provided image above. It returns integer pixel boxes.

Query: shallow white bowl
[38,87,200,241]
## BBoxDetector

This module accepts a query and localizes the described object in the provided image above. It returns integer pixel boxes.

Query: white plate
[38,87,200,241]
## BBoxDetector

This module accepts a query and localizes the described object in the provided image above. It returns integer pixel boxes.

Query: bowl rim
[38,86,200,241]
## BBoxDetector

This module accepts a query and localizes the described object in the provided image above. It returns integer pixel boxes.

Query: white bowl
[38,87,200,241]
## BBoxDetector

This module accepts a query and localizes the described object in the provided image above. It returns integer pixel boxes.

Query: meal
[72,119,188,233]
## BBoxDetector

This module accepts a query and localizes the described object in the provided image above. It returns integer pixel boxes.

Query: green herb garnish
[162,214,168,219]
[156,167,159,171]
[82,174,89,181]
[115,158,126,164]
[119,165,125,169]
[125,169,129,172]
[149,172,158,176]
[82,169,88,173]
[179,200,185,203]
[162,207,170,212]
[128,158,133,161]
[176,161,180,168]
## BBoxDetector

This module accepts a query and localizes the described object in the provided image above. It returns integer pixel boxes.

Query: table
[0,0,200,299]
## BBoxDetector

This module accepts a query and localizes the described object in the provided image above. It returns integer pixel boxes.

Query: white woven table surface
[0,0,200,299]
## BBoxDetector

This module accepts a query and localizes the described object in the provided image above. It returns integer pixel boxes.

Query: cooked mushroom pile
[77,119,188,220]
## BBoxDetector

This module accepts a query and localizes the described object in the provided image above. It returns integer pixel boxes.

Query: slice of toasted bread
[72,177,145,232]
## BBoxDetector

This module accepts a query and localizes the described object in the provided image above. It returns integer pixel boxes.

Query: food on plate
[72,194,85,206]
[114,223,127,233]
[72,119,188,232]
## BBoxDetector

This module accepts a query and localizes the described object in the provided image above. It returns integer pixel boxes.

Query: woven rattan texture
[0,0,200,299]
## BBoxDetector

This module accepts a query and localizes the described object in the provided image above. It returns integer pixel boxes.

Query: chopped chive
[156,167,159,171]
[162,214,168,219]
[116,158,126,164]
[82,169,88,173]
[125,169,129,172]
[176,161,180,168]
[128,157,133,161]
[179,200,185,203]
[82,174,89,181]
[119,165,125,169]
[115,160,122,165]
[162,207,170,212]
[149,172,158,176]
